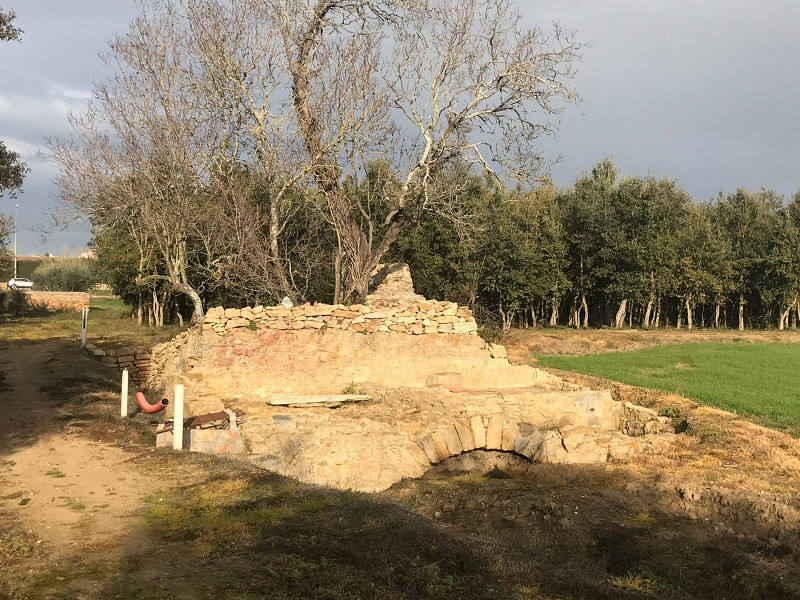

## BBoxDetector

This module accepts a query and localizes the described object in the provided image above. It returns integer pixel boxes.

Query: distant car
[7,277,33,290]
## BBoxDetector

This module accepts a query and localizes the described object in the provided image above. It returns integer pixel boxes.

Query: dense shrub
[31,259,98,292]
[3,288,29,315]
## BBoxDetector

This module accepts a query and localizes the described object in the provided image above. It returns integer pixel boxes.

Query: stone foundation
[238,386,675,492]
[141,265,679,491]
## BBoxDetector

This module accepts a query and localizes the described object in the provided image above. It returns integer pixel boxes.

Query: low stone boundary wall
[203,300,478,336]
[16,290,89,312]
[85,343,152,382]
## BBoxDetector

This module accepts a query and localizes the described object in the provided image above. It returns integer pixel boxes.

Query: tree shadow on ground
[10,455,800,600]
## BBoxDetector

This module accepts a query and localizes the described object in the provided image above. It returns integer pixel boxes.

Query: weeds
[61,497,86,511]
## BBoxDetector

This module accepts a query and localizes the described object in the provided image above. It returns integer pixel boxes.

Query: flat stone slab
[267,394,371,406]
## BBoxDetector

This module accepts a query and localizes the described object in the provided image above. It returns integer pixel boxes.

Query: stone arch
[414,414,573,467]
[410,411,653,470]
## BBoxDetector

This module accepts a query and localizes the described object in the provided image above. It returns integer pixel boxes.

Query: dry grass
[0,292,182,348]
[504,326,800,358]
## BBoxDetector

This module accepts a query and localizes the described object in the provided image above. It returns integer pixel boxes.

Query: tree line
[393,158,800,331]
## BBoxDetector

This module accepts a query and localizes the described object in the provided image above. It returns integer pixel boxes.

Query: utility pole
[13,204,18,278]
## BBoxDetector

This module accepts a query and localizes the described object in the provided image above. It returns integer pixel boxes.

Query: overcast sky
[1,0,799,254]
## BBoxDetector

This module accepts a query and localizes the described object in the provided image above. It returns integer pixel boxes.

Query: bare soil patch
[503,326,800,357]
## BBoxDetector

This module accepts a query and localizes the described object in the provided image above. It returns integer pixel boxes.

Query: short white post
[81,306,89,348]
[120,369,129,418]
[172,383,184,451]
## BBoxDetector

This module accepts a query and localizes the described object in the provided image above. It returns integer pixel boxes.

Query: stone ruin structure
[146,264,677,492]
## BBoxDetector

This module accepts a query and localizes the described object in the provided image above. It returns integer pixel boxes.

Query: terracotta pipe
[135,391,169,414]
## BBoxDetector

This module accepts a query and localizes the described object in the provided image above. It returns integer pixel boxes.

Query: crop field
[538,342,800,435]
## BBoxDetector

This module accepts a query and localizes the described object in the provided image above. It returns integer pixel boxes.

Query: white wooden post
[120,369,129,418]
[81,306,89,348]
[173,383,184,451]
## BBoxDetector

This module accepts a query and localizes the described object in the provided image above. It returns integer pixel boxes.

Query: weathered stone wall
[202,299,478,336]
[21,291,89,312]
[84,343,152,382]
[145,326,550,417]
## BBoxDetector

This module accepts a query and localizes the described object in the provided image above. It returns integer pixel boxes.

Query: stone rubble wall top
[202,299,479,336]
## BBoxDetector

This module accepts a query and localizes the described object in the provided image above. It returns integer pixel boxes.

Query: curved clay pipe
[135,391,169,414]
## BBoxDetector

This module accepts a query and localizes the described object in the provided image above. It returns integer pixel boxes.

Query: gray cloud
[2,0,799,254]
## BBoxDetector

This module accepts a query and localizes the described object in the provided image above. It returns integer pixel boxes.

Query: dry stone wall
[18,291,89,312]
[84,343,152,382]
[202,300,479,337]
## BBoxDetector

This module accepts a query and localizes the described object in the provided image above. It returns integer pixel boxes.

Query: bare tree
[51,0,580,316]
[277,0,581,300]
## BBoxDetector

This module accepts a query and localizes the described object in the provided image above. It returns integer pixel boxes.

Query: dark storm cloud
[1,0,798,253]
[529,0,800,200]
[0,0,137,254]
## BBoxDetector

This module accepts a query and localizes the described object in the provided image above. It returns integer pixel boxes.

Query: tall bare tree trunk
[333,247,343,306]
[714,303,721,328]
[643,299,653,329]
[581,295,589,328]
[738,294,745,331]
[549,299,558,327]
[614,299,627,329]
[686,298,693,330]
[779,295,796,330]
[653,300,661,329]
[269,197,293,300]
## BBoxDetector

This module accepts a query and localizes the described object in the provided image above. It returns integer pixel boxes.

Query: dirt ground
[1,335,800,599]
[502,326,800,357]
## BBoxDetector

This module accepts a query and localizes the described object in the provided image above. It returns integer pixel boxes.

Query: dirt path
[0,340,156,556]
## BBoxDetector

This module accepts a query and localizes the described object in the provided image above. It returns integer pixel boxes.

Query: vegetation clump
[31,259,97,292]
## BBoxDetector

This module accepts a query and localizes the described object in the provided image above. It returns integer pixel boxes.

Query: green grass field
[0,291,182,347]
[538,342,800,434]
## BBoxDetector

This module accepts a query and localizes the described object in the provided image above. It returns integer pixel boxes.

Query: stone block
[364,310,395,319]
[454,419,475,452]
[305,305,334,317]
[419,435,440,463]
[442,424,463,455]
[453,322,478,334]
[407,441,432,467]
[470,415,486,448]
[535,432,569,463]
[436,315,459,324]
[485,415,503,449]
[430,432,451,461]
[442,303,458,316]
[488,344,507,359]
[501,420,519,451]
[226,317,250,329]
